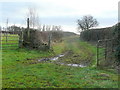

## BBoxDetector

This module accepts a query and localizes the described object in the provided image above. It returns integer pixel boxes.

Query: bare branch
[77,15,99,32]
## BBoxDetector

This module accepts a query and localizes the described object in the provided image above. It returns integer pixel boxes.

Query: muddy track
[35,50,87,67]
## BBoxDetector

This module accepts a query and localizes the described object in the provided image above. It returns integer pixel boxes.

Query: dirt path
[36,50,86,67]
[26,36,96,67]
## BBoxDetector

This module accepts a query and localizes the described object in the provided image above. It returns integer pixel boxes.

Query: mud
[37,51,87,67]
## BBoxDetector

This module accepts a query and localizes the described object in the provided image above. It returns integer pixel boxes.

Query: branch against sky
[26,7,40,29]
[77,15,99,32]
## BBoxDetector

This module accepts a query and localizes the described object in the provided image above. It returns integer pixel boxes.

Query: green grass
[2,62,118,88]
[2,49,53,67]
[52,41,66,55]
[2,34,119,88]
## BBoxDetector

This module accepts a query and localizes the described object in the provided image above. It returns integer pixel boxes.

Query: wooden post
[48,32,51,49]
[105,40,107,61]
[6,34,7,42]
[19,30,23,48]
[6,29,8,43]
[27,18,30,43]
[27,18,29,29]
[6,18,8,43]
[112,39,114,52]
[97,41,99,66]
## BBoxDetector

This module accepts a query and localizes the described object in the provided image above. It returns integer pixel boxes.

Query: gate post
[19,30,23,48]
[27,18,30,40]
[48,32,52,49]
[105,40,107,61]
[97,40,100,67]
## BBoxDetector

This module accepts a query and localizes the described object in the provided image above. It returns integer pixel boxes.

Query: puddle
[50,57,59,61]
[66,64,86,67]
[38,54,65,62]
[50,54,65,61]
[38,53,86,68]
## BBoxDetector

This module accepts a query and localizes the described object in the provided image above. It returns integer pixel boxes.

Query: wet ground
[37,51,91,67]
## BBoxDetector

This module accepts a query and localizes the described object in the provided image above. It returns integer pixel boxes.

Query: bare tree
[27,7,40,29]
[77,15,99,32]
[6,18,9,31]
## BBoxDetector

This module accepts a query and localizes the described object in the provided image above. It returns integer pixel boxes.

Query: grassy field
[1,34,119,88]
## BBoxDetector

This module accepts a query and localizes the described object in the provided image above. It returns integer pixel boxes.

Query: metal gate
[0,32,19,50]
[97,39,116,68]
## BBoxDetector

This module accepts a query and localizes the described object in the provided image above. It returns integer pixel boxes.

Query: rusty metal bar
[2,48,18,50]
[2,46,18,47]
[2,43,18,45]
[1,40,19,41]
[1,36,19,37]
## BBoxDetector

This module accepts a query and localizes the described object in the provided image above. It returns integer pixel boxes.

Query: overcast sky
[0,0,119,33]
